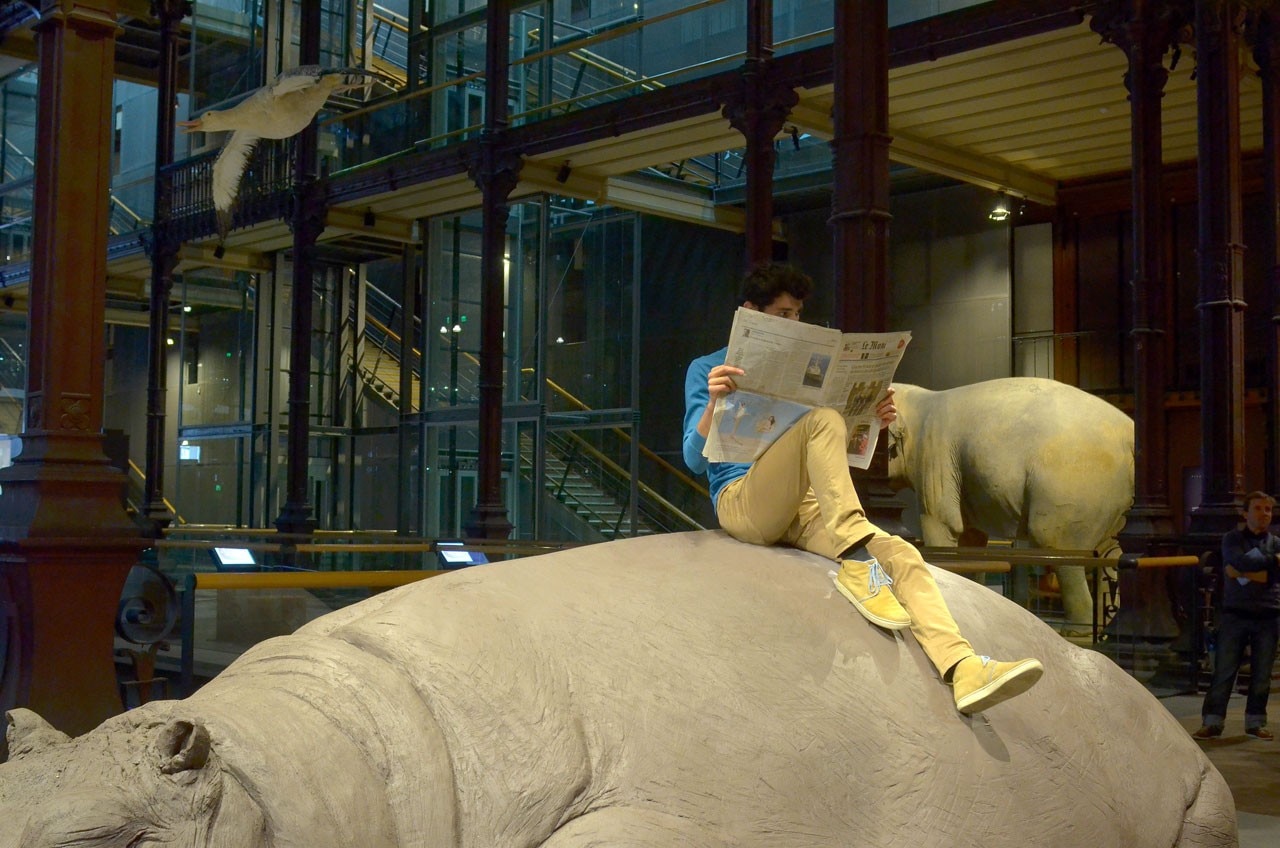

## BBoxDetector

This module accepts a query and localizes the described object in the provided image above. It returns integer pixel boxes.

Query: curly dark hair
[739,262,814,309]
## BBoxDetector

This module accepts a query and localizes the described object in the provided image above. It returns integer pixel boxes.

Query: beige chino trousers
[715,407,973,675]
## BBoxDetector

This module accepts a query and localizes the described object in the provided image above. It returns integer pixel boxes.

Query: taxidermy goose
[179,65,385,251]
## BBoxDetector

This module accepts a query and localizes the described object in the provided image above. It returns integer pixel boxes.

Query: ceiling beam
[787,101,1057,205]
[602,177,746,233]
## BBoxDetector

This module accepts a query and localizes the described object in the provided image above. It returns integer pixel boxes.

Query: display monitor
[211,546,256,570]
[435,540,488,569]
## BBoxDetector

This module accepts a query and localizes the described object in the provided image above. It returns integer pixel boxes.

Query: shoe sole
[955,659,1044,714]
[831,574,912,631]
[1246,732,1274,741]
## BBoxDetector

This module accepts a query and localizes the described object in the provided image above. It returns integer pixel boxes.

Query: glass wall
[0,67,37,267]
[190,0,269,112]
[0,310,24,436]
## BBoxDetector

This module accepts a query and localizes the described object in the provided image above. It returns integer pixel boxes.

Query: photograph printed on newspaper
[703,308,911,469]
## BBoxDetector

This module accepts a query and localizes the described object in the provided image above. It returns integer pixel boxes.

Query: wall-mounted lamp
[988,192,1011,222]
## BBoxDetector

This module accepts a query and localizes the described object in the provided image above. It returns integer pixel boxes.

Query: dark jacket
[1220,527,1280,615]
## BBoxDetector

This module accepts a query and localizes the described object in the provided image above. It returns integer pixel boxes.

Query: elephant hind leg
[1175,765,1237,847]
[542,808,731,848]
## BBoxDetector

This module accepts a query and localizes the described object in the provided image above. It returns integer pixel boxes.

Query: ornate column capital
[1090,0,1193,91]
[720,67,798,139]
[149,0,191,23]
[467,132,524,200]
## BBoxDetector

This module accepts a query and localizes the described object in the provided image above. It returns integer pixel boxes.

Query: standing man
[682,263,1043,714]
[1193,491,1280,741]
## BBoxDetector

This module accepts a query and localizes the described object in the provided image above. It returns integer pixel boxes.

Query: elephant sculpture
[0,532,1232,847]
[887,378,1134,627]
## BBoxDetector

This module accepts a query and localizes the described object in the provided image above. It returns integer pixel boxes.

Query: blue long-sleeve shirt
[683,346,751,510]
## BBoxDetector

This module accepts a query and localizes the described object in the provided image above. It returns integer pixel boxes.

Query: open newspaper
[703,308,911,469]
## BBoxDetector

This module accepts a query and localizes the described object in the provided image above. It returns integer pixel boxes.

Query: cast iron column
[464,0,519,540]
[829,0,903,535]
[723,0,796,269]
[1254,11,1280,492]
[141,0,192,536]
[275,0,323,534]
[1092,0,1181,542]
[1188,0,1247,537]
[1092,1,1190,651]
[831,0,890,332]
[0,0,143,735]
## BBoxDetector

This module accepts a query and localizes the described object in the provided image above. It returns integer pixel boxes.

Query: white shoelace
[865,557,894,594]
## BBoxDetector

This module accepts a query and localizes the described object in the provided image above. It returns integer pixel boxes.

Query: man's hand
[875,387,898,430]
[1225,564,1268,584]
[707,364,744,400]
[696,364,745,439]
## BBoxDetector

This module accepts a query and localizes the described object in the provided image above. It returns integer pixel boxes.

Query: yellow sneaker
[833,557,912,630]
[952,655,1043,714]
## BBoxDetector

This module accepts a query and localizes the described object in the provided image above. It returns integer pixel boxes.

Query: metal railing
[354,285,704,537]
[145,532,1222,702]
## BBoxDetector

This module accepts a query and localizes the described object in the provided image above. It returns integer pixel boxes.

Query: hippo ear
[155,719,212,774]
[4,708,71,761]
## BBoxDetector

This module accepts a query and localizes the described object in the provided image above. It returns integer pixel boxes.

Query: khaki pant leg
[865,535,974,675]
[716,407,879,555]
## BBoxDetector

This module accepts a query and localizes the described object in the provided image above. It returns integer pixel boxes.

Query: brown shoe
[1246,726,1274,741]
[1191,725,1223,740]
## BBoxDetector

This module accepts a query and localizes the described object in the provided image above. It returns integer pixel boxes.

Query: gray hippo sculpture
[888,378,1134,627]
[0,532,1234,847]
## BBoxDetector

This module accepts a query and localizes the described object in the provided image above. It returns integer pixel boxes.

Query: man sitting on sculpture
[682,262,1043,714]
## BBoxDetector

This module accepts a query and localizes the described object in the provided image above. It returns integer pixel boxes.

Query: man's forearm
[696,402,715,439]
[1225,564,1270,583]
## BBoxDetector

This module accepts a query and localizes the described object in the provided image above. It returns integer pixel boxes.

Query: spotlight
[988,192,1011,222]
[363,209,376,227]
[556,162,572,184]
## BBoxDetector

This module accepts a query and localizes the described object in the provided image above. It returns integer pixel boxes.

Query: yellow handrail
[127,459,187,525]
[551,428,704,530]
[193,569,444,590]
[509,0,729,70]
[324,0,732,131]
[365,312,707,500]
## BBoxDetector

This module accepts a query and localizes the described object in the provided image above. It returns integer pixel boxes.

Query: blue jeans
[1201,610,1280,729]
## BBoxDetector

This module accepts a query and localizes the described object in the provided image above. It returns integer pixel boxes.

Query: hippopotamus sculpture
[0,532,1234,847]
[888,378,1134,627]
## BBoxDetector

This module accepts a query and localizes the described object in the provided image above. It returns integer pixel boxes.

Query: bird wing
[211,130,259,214]
[268,65,325,96]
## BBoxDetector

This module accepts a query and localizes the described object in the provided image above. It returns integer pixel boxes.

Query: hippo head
[0,707,267,848]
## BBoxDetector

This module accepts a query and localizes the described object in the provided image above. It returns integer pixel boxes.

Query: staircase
[534,430,662,539]
[354,287,702,539]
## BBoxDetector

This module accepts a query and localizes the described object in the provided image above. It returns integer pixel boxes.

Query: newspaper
[703,307,911,469]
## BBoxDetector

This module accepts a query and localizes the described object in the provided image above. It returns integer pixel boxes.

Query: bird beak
[177,119,201,134]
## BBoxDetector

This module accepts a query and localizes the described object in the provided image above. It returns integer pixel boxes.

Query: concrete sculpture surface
[888,378,1135,626]
[0,532,1232,847]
